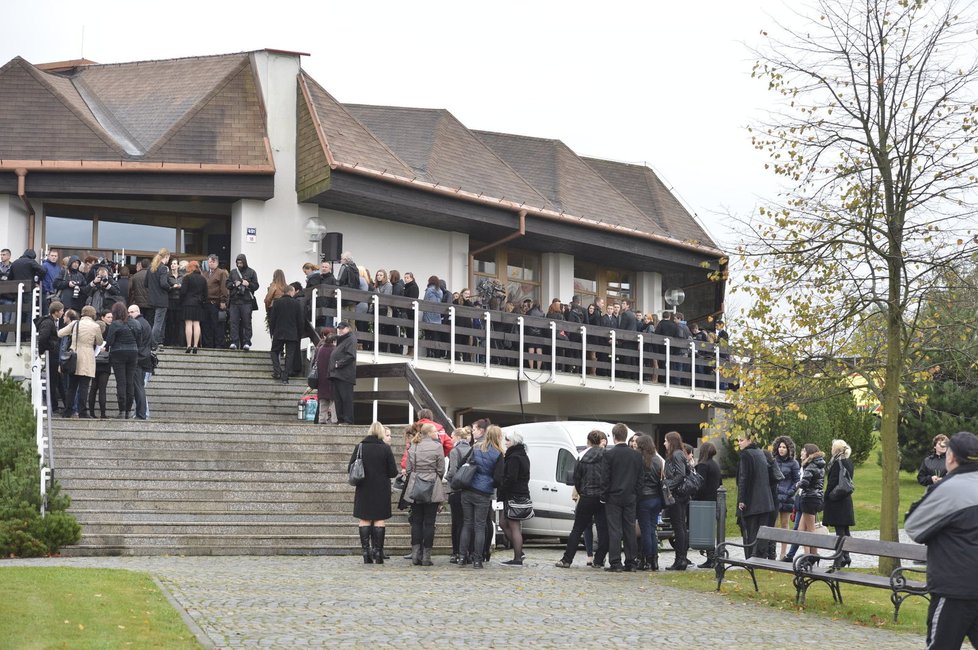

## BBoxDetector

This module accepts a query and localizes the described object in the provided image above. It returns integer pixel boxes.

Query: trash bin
[688,500,718,550]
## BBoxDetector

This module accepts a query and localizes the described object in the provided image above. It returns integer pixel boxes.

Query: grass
[720,458,923,539]
[652,565,928,635]
[0,567,203,650]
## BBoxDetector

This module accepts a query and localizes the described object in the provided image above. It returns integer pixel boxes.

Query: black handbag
[410,475,435,503]
[830,461,854,501]
[60,321,79,374]
[505,495,534,521]
[449,449,476,491]
[348,444,365,486]
[307,354,319,389]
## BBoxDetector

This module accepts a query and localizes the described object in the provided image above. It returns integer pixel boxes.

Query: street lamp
[303,217,328,257]
[664,287,685,314]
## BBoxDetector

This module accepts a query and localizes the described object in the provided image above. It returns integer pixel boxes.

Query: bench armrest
[715,539,753,558]
[794,550,836,573]
[890,566,927,591]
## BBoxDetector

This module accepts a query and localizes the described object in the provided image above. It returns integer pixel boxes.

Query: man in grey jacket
[905,431,978,650]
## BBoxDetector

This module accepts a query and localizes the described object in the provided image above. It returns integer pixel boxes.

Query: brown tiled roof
[473,130,666,236]
[0,57,126,161]
[0,53,271,168]
[583,157,717,247]
[344,105,550,209]
[300,73,412,176]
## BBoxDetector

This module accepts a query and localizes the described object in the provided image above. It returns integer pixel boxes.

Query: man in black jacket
[603,422,644,571]
[35,300,65,413]
[128,305,154,420]
[906,431,978,649]
[736,433,776,558]
[555,429,609,568]
[330,321,357,424]
[227,254,258,351]
[269,285,303,384]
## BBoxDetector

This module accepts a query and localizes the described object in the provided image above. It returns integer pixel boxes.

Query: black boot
[411,544,422,566]
[421,547,433,566]
[651,554,659,571]
[358,526,373,564]
[372,527,386,565]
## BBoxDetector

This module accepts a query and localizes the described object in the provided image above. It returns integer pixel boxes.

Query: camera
[73,286,80,298]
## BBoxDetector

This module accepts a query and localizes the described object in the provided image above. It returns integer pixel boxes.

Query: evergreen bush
[0,372,80,557]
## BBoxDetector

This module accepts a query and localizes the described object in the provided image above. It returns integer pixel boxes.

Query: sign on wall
[246,227,257,243]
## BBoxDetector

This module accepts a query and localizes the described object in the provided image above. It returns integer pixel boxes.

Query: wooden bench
[715,526,843,599]
[795,535,928,622]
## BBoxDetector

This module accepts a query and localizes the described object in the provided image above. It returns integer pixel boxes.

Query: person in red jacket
[400,408,454,469]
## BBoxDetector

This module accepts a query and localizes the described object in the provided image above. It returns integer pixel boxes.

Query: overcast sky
[4,0,797,252]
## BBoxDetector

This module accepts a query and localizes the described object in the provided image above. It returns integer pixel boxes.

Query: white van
[500,421,633,539]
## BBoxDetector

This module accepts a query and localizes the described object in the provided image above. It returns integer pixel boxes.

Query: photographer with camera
[84,265,124,314]
[226,253,259,351]
[54,255,88,313]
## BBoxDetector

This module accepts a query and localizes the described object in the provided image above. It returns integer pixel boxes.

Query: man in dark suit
[331,321,358,424]
[603,422,644,571]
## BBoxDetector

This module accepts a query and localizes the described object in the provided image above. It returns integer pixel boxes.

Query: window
[98,217,176,252]
[574,261,598,304]
[505,249,540,305]
[46,216,93,248]
[556,448,577,484]
[605,269,632,301]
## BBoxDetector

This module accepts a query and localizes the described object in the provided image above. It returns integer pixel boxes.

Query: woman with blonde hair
[499,429,531,566]
[147,248,174,349]
[458,423,504,568]
[350,421,399,564]
[404,423,446,566]
[823,438,855,568]
[794,443,826,556]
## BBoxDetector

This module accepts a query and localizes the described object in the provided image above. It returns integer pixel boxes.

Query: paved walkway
[5,546,924,649]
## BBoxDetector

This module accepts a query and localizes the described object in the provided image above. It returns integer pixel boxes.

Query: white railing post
[517,316,525,372]
[408,383,415,423]
[310,288,318,332]
[372,377,379,422]
[29,288,47,516]
[412,300,420,366]
[580,326,587,385]
[15,282,25,356]
[549,321,557,383]
[715,344,721,397]
[449,306,456,372]
[637,333,644,391]
[690,340,697,397]
[372,294,380,363]
[333,288,342,328]
[664,337,671,394]
[609,330,617,390]
[483,311,491,376]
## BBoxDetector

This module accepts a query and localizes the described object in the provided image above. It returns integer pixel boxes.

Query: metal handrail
[26,287,50,516]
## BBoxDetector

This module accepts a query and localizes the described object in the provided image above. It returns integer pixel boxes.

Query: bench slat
[840,536,927,562]
[754,526,842,550]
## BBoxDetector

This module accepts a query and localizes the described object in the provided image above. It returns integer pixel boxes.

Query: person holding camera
[227,254,258,351]
[84,266,124,314]
[55,255,88,313]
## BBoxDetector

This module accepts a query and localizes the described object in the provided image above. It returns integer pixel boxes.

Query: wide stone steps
[52,411,456,557]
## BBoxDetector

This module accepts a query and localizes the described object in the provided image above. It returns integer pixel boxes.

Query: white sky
[4,0,796,252]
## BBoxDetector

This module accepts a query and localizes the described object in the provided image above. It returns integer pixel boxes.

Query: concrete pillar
[541,252,574,305]
[635,271,663,316]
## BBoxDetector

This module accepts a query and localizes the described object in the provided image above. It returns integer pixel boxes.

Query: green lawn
[0,567,202,650]
[720,458,923,539]
[652,566,928,635]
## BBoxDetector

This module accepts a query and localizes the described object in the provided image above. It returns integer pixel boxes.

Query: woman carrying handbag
[498,430,531,567]
[823,438,855,569]
[350,422,399,564]
[404,423,446,566]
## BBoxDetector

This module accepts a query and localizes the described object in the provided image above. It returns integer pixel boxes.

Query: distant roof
[583,157,716,247]
[0,53,272,169]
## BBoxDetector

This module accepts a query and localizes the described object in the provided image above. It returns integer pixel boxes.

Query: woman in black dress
[823,438,855,568]
[179,260,208,353]
[350,421,399,564]
[498,429,531,566]
[694,441,722,568]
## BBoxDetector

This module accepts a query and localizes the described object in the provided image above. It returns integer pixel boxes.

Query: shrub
[0,372,80,557]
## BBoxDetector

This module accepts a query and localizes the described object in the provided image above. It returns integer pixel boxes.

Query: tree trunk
[878,265,903,574]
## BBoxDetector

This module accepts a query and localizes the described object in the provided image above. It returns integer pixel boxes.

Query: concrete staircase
[52,349,450,556]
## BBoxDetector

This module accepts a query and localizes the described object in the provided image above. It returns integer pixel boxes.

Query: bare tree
[738,0,978,572]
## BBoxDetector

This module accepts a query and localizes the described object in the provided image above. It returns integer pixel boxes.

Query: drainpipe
[16,169,37,248]
[467,210,526,291]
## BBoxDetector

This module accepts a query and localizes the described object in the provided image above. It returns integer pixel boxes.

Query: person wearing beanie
[905,431,978,649]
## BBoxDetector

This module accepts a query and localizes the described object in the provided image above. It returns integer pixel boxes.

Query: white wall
[318,207,465,291]
[635,271,663,316]
[0,195,29,254]
[541,252,574,306]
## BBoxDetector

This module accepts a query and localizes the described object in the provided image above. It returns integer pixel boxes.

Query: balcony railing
[310,287,735,396]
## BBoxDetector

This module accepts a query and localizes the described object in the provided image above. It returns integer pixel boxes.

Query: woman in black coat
[179,261,207,353]
[694,441,722,569]
[498,429,531,566]
[350,421,398,564]
[315,328,336,424]
[822,438,855,568]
